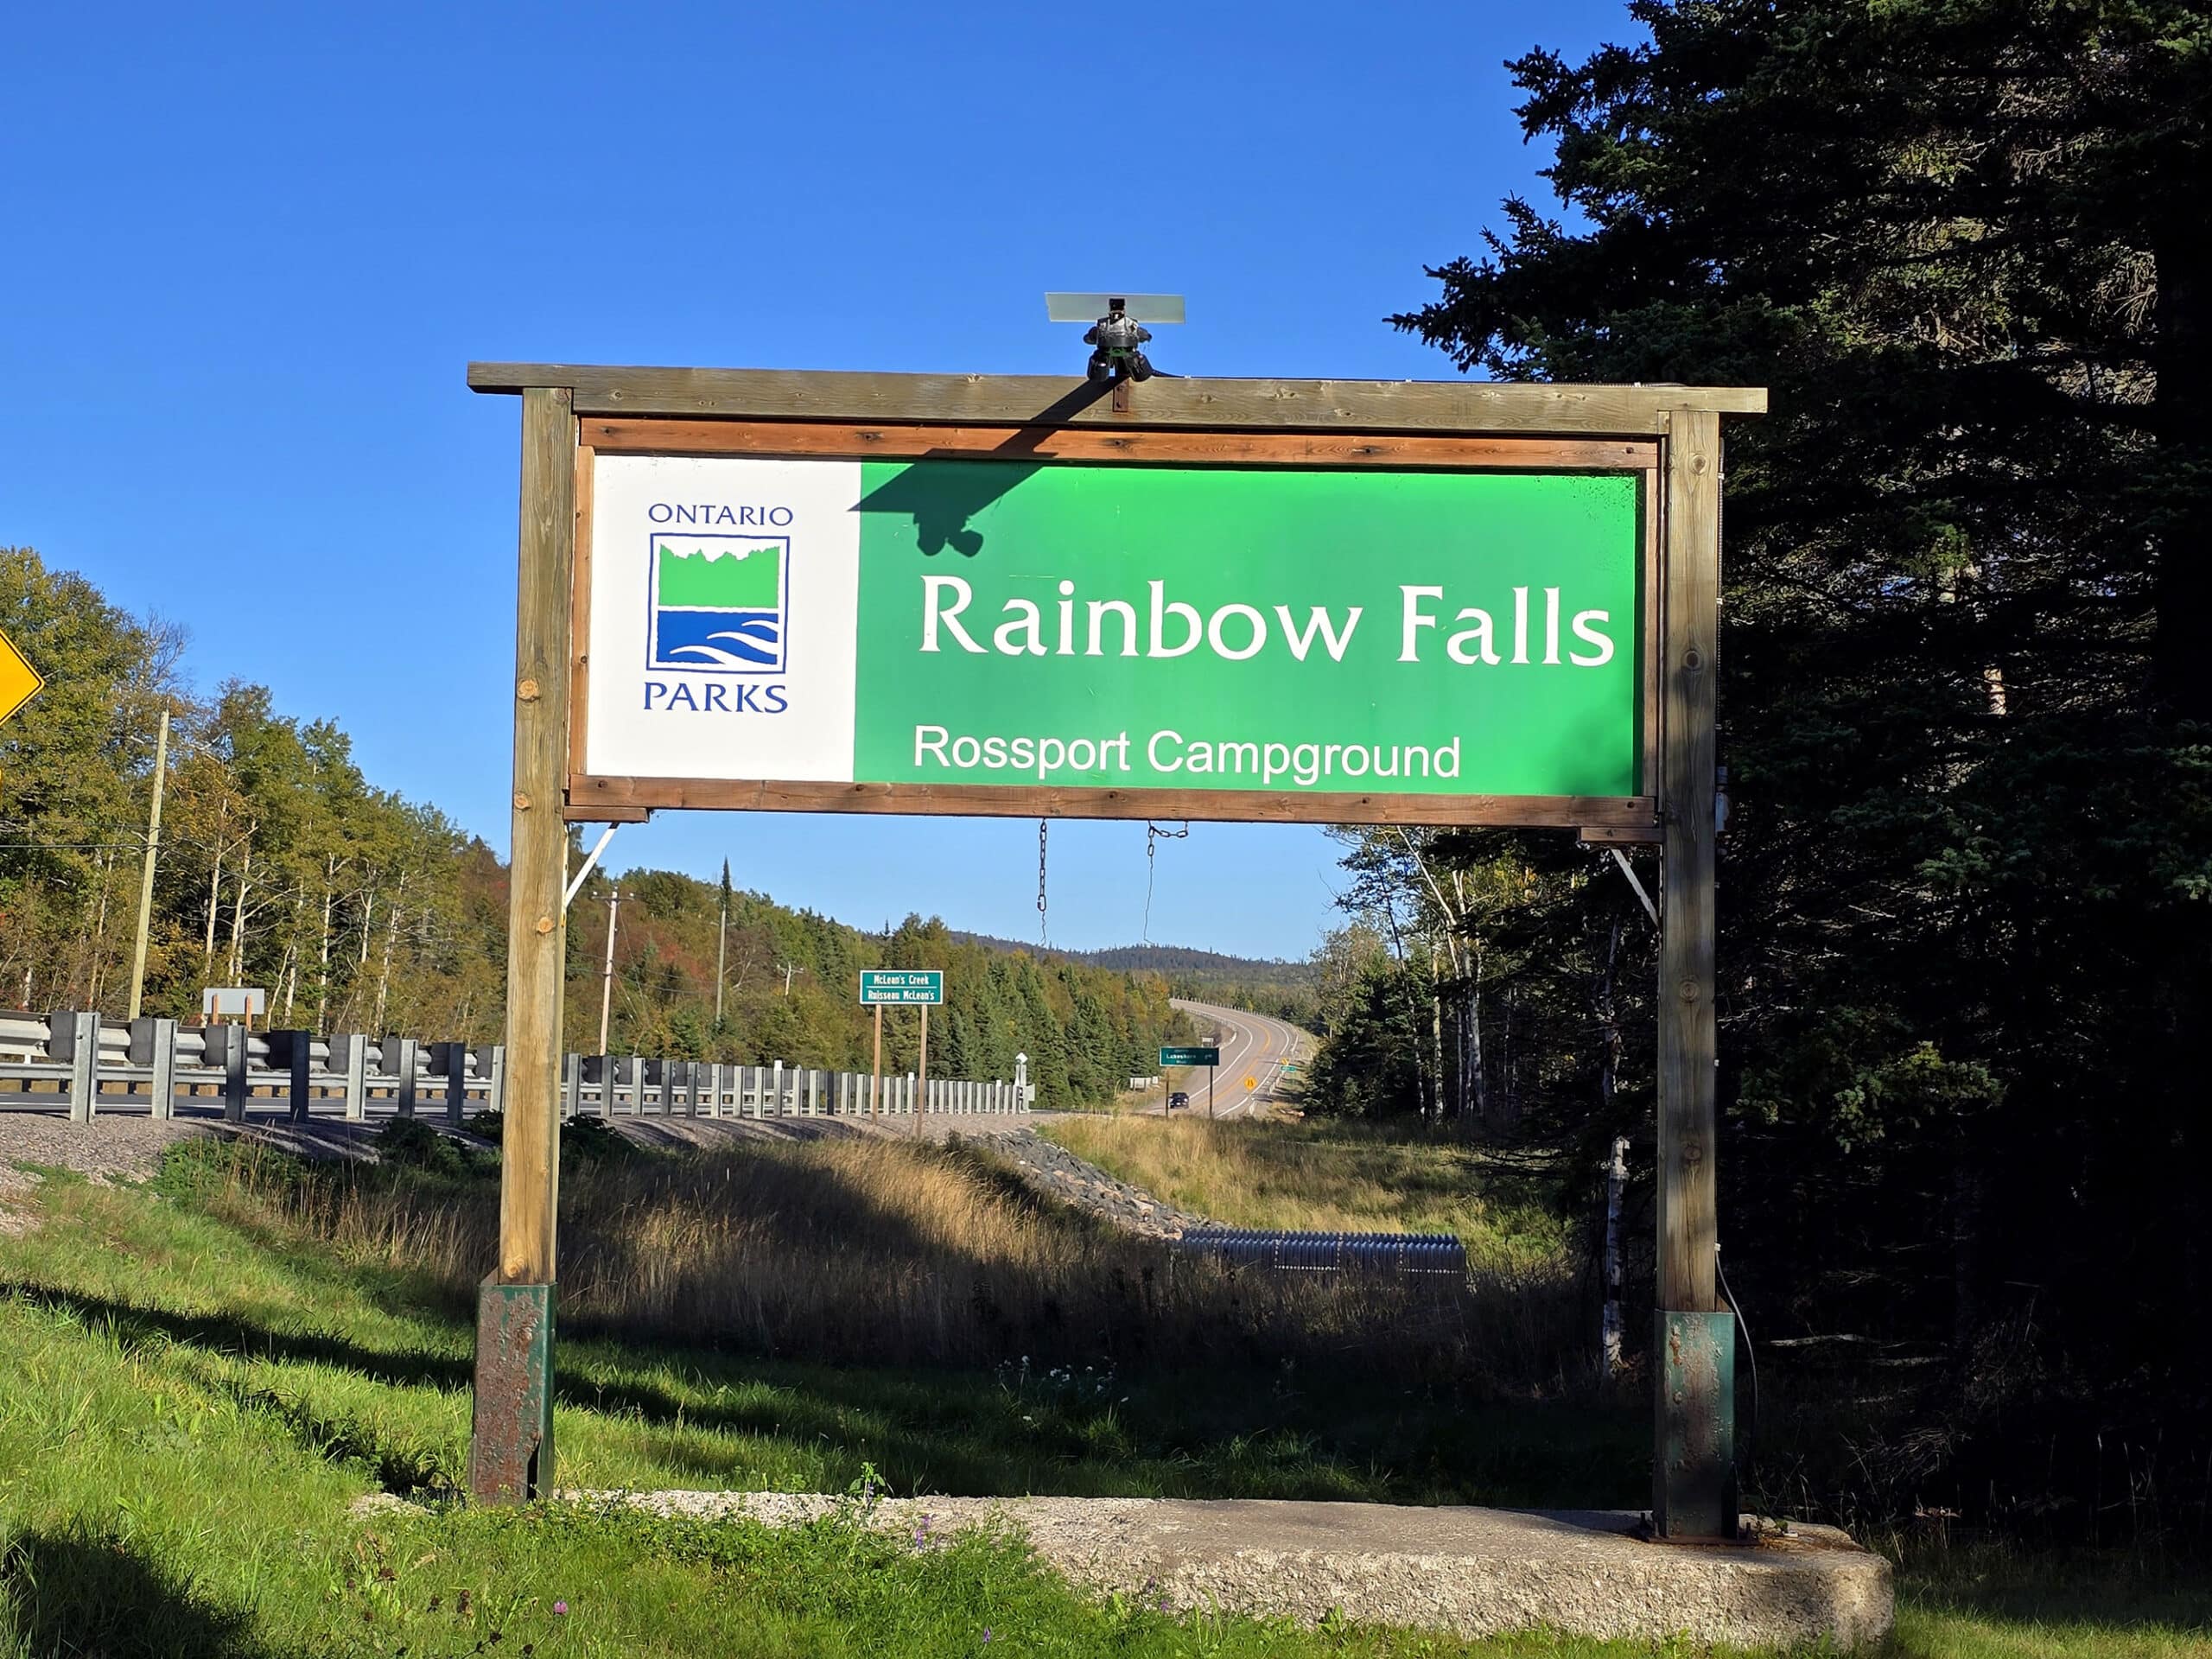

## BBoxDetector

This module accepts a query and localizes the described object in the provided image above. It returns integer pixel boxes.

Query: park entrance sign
[469,362,1763,1540]
[579,459,1649,815]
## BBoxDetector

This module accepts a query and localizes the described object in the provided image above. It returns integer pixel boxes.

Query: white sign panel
[587,455,861,782]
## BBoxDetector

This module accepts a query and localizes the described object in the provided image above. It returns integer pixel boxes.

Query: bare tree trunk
[202,805,227,977]
[226,842,253,984]
[374,870,406,1031]
[85,850,114,1007]
[1429,942,1446,1123]
[1597,916,1624,1119]
[315,857,336,1023]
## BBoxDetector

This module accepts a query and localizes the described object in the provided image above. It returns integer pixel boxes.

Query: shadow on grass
[0,1280,473,1391]
[0,1279,1647,1508]
[0,1527,283,1659]
[1901,1544,2212,1637]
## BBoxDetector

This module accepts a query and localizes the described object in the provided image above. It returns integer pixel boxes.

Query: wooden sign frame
[562,415,1665,832]
[468,362,1764,1536]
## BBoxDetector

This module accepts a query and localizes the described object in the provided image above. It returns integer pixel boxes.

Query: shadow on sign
[850,379,1113,556]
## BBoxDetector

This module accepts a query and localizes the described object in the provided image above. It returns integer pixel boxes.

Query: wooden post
[870,1004,882,1122]
[221,1025,247,1122]
[442,1042,469,1127]
[1654,407,1734,1538]
[279,1031,312,1123]
[471,384,573,1505]
[914,1004,929,1138]
[392,1037,419,1119]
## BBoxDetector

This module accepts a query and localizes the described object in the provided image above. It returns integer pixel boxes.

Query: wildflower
[553,1601,568,1615]
[981,1630,994,1646]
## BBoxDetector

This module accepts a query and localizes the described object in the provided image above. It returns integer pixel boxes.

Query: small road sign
[203,987,268,1021]
[0,628,43,730]
[859,969,944,1005]
[1243,1076,1256,1090]
[1159,1045,1220,1068]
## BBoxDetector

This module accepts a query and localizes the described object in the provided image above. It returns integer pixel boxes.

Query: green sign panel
[859,969,944,1005]
[587,457,1645,807]
[1160,1046,1221,1068]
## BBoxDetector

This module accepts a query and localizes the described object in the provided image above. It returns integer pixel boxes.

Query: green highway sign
[1159,1046,1221,1068]
[859,969,944,1005]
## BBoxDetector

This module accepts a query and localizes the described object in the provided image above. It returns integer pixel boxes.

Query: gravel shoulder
[958,1127,1211,1239]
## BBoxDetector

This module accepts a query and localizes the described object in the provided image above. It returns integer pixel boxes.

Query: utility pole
[126,703,170,1020]
[714,859,729,1028]
[597,887,620,1056]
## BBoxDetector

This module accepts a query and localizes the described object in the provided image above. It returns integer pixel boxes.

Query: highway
[1166,998,1313,1118]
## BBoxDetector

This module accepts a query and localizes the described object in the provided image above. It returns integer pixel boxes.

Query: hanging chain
[1141,822,1189,945]
[1036,819,1050,948]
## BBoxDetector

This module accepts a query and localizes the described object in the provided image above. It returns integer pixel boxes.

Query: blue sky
[3,1,1637,961]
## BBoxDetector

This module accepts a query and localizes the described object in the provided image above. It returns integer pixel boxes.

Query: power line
[0,841,149,852]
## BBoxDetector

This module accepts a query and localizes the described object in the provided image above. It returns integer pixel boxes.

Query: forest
[0,545,1186,1109]
[1291,0,2212,1537]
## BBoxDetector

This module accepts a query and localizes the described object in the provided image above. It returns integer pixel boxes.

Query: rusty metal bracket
[1654,1308,1737,1539]
[468,1277,555,1503]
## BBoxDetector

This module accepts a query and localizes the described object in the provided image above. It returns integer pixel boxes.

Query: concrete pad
[574,1491,1892,1649]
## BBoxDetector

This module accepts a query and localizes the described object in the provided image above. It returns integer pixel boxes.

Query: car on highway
[1167,1090,1191,1110]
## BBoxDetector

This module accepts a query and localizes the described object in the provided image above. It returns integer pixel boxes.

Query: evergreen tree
[1355,0,2212,1527]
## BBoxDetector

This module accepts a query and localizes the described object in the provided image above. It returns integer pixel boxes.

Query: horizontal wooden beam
[1578,823,1663,845]
[582,418,1656,473]
[471,364,1766,436]
[569,773,1659,831]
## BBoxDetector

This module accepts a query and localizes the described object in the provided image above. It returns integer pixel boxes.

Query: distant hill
[950,935,1314,981]
[950,934,1319,1028]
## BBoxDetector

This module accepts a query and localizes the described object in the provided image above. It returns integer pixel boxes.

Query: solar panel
[1045,292,1186,324]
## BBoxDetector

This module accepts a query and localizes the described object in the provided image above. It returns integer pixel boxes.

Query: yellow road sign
[1243,1076,1256,1090]
[0,628,41,729]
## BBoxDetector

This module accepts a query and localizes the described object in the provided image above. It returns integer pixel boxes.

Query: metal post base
[469,1277,555,1503]
[1654,1308,1737,1539]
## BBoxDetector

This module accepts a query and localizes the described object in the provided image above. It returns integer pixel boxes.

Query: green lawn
[0,1147,2203,1656]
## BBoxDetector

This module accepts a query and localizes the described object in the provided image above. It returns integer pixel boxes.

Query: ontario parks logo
[646,533,789,672]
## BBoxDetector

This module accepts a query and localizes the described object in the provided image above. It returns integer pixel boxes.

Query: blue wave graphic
[652,608,782,670]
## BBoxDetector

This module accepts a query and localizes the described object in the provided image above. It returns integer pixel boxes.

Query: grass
[219,1126,1587,1386]
[0,1141,2203,1656]
[1041,1114,1573,1271]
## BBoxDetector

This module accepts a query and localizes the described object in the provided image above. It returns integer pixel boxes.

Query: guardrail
[1178,1229,1468,1275]
[0,1009,1032,1127]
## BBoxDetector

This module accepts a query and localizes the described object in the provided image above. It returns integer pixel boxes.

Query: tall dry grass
[1043,1115,1572,1272]
[204,1135,1586,1389]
